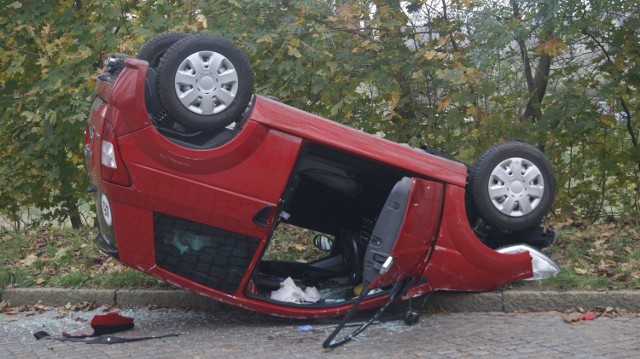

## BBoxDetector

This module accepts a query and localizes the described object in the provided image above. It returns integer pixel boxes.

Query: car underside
[84,33,559,333]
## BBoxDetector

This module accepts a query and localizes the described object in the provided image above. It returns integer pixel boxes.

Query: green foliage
[2,0,105,228]
[1,0,639,223]
[0,0,201,229]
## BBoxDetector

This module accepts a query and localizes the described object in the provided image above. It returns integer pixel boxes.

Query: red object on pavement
[63,312,134,338]
[581,312,598,321]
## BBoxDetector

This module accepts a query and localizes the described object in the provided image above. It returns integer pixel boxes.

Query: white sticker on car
[101,193,112,226]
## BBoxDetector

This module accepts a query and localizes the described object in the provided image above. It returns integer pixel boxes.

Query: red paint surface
[84,58,535,318]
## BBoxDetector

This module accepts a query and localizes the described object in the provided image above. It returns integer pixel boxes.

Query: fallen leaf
[34,300,50,312]
[80,301,97,312]
[0,300,10,312]
[22,254,38,267]
[574,268,588,275]
[55,247,69,259]
[562,312,582,323]
[613,273,630,282]
[594,239,607,250]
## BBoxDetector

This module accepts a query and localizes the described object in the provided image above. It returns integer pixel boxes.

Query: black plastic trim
[94,232,119,260]
[362,177,412,287]
[253,206,274,227]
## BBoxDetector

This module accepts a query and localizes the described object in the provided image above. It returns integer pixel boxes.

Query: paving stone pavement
[1,306,639,358]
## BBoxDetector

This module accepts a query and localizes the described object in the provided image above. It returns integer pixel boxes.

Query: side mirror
[313,235,334,252]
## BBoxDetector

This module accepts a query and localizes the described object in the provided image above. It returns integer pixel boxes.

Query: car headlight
[497,244,560,280]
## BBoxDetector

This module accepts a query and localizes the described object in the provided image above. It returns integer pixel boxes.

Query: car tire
[156,34,254,131]
[138,32,189,129]
[468,141,555,232]
[137,32,188,69]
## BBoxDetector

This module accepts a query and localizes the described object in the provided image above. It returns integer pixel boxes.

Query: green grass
[0,227,172,290]
[532,221,640,290]
[1,221,639,290]
[262,224,327,262]
[539,269,615,290]
[51,271,91,288]
[93,270,171,289]
[0,267,36,288]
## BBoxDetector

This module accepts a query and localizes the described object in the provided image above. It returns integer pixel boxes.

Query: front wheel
[468,141,555,232]
[156,34,254,131]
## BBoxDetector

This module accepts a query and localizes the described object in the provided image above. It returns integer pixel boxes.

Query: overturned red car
[84,33,559,341]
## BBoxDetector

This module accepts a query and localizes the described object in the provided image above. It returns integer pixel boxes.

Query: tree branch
[583,28,639,171]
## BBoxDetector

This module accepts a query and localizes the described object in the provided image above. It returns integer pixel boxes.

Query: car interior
[249,146,408,305]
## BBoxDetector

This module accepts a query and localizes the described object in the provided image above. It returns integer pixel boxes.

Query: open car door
[363,176,444,290]
[323,176,444,348]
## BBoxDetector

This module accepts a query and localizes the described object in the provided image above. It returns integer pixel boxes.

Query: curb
[2,288,640,312]
[426,290,640,312]
[0,288,225,312]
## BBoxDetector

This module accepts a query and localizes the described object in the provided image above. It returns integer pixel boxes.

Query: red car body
[85,58,536,319]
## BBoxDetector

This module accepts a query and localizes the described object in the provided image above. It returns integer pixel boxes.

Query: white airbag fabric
[270,277,321,304]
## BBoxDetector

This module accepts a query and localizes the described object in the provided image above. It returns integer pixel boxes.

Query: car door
[362,177,444,289]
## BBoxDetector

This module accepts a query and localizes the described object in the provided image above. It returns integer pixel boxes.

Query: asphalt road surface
[1,306,639,358]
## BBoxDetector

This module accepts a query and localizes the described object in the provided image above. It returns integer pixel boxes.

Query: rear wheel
[137,32,188,69]
[138,32,189,129]
[156,34,254,131]
[468,142,555,232]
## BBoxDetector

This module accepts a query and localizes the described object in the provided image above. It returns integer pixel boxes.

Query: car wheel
[156,34,254,131]
[468,141,555,232]
[137,32,188,69]
[138,32,189,129]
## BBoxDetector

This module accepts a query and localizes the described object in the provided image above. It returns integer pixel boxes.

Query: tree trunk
[522,53,551,121]
[70,213,82,229]
[511,0,553,123]
[65,199,83,229]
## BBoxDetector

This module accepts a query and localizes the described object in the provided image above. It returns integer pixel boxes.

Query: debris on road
[561,305,632,323]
